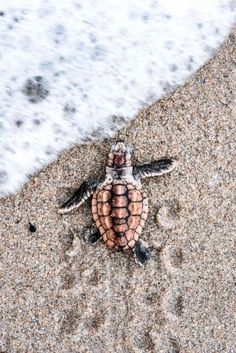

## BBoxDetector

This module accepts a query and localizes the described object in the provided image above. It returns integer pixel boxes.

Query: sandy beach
[1,28,235,353]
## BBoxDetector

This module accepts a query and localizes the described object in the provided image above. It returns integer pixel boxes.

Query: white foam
[0,0,235,196]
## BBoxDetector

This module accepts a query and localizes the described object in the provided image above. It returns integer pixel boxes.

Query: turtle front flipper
[134,240,151,265]
[58,180,100,214]
[134,159,177,179]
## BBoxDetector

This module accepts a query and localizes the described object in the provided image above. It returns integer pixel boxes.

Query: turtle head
[107,141,133,168]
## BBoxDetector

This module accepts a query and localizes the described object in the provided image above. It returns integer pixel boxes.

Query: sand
[1,28,236,353]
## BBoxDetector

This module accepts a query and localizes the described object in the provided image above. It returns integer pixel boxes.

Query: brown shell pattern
[92,179,148,250]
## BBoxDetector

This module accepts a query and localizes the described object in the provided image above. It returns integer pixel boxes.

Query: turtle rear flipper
[134,159,177,179]
[84,228,101,244]
[58,180,100,214]
[134,240,151,265]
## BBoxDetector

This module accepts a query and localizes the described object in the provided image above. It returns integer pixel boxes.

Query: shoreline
[1,28,235,353]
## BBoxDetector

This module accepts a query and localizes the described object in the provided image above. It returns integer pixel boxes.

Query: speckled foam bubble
[0,0,235,196]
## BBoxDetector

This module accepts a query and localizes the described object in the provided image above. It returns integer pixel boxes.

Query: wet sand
[0,28,235,353]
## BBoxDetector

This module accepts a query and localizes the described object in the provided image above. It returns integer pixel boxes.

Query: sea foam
[0,0,235,196]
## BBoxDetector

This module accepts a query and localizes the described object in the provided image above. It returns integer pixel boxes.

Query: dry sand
[1,28,236,353]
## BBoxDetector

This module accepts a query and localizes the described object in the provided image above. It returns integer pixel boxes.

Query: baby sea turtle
[58,142,177,264]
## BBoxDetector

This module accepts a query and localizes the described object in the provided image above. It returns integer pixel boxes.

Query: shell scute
[112,195,128,208]
[113,179,127,185]
[125,229,135,241]
[128,216,140,229]
[141,212,148,221]
[113,223,129,233]
[104,184,112,191]
[116,236,128,248]
[112,184,127,195]
[98,225,105,235]
[97,202,111,216]
[92,205,97,215]
[93,213,99,221]
[92,197,97,206]
[107,240,115,248]
[111,207,129,218]
[113,218,126,225]
[100,215,112,230]
[134,232,139,241]
[128,202,142,215]
[128,190,142,202]
[97,190,111,202]
[106,229,116,241]
[103,233,108,241]
[128,239,136,248]
[127,184,135,190]
[139,218,145,227]
[136,225,143,234]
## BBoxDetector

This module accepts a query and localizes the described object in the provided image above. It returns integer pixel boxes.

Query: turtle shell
[92,179,148,250]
